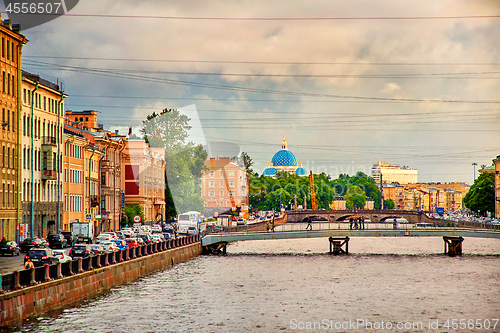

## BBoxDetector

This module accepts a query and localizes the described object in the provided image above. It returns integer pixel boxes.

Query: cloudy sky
[13,0,500,183]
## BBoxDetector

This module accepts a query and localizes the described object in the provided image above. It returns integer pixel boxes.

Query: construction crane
[309,170,318,210]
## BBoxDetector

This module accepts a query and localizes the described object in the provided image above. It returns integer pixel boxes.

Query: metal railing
[0,235,200,293]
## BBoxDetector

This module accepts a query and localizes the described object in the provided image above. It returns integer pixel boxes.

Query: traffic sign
[85,213,93,221]
[133,215,141,223]
[102,210,107,216]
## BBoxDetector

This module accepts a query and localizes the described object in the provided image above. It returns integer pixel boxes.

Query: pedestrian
[393,217,397,230]
[24,258,34,269]
[306,218,312,230]
[362,217,365,230]
[349,218,353,230]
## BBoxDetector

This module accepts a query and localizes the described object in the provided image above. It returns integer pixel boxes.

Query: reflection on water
[9,237,500,333]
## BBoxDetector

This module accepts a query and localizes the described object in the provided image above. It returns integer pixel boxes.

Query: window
[6,40,9,60]
[209,191,215,197]
[229,170,235,177]
[229,180,235,187]
[7,73,10,95]
[43,96,46,110]
[23,89,26,103]
[2,72,4,93]
[12,75,14,96]
[23,148,25,169]
[209,171,214,177]
[6,109,9,131]
[209,181,215,187]
[1,38,3,58]
[11,111,14,131]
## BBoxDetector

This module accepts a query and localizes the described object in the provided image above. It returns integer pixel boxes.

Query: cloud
[379,83,401,94]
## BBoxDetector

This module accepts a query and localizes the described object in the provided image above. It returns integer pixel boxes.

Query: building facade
[372,161,418,184]
[121,139,165,224]
[202,157,248,211]
[493,156,500,219]
[21,72,66,238]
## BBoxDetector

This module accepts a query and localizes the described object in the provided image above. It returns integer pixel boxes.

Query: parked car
[47,234,68,249]
[20,238,47,252]
[24,248,59,267]
[112,239,129,250]
[135,237,145,246]
[151,224,162,233]
[124,238,139,248]
[100,242,121,253]
[237,219,245,226]
[60,231,76,247]
[0,241,20,256]
[187,226,198,235]
[162,233,172,240]
[136,233,152,245]
[69,244,94,259]
[96,234,114,244]
[89,244,106,255]
[121,229,134,238]
[53,249,72,263]
[150,234,162,243]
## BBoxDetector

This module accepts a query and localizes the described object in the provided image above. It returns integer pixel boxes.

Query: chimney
[2,19,11,29]
[12,24,21,33]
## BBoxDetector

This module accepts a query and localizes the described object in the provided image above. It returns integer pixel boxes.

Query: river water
[8,237,500,333]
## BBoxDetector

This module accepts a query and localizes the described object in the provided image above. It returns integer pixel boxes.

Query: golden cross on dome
[281,135,287,150]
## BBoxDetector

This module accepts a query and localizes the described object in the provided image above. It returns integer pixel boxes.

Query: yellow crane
[310,170,318,210]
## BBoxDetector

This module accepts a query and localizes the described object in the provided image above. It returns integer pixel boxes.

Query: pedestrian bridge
[201,228,500,247]
[286,209,439,223]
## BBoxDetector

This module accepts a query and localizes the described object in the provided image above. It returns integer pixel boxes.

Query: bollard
[13,270,22,290]
[67,260,74,276]
[29,267,37,286]
[137,245,142,257]
[117,250,123,263]
[104,252,110,266]
[125,248,130,261]
[43,264,51,282]
[55,262,63,279]
[77,258,84,273]
[88,256,93,271]
[95,254,102,268]
[131,247,136,259]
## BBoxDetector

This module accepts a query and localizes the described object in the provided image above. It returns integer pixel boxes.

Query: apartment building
[202,157,248,211]
[0,18,26,240]
[21,72,66,238]
[372,161,418,184]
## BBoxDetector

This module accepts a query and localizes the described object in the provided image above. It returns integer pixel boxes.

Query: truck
[71,221,94,244]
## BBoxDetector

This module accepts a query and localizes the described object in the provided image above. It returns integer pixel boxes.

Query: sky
[11,0,500,184]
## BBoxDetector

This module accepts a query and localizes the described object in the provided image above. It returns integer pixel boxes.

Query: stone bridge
[286,209,439,224]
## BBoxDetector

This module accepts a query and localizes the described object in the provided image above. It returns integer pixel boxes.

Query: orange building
[121,139,165,223]
[0,19,27,241]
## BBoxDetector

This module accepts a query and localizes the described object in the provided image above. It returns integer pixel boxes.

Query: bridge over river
[202,211,500,255]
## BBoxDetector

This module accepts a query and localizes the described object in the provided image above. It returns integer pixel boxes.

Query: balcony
[101,160,113,169]
[42,169,57,180]
[42,136,57,146]
[91,195,100,207]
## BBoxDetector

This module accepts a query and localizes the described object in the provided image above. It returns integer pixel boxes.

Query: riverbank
[0,241,202,327]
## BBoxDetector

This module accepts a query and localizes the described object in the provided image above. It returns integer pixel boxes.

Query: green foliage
[345,185,366,209]
[463,172,495,215]
[384,199,395,209]
[123,204,145,226]
[141,108,208,219]
[240,152,254,175]
[248,170,379,211]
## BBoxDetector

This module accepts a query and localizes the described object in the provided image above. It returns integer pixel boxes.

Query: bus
[177,211,204,234]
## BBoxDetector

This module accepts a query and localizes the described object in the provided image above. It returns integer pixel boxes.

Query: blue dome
[272,150,298,167]
[295,167,307,176]
[262,167,277,176]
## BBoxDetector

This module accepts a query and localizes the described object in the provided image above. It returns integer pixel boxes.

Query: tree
[123,204,145,227]
[345,185,366,209]
[240,152,254,175]
[384,199,395,209]
[141,108,207,219]
[463,172,495,216]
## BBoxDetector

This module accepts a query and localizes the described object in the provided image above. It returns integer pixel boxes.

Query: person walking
[361,217,365,230]
[306,218,312,231]
[349,218,353,230]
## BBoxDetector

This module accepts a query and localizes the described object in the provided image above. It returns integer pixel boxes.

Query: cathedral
[262,136,307,177]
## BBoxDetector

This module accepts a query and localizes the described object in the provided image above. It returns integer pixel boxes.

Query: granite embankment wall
[0,241,202,327]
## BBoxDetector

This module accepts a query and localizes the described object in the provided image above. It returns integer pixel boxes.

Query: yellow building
[493,155,500,219]
[21,72,66,238]
[0,19,27,241]
[372,161,418,184]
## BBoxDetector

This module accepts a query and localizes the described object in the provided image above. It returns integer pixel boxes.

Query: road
[0,252,25,275]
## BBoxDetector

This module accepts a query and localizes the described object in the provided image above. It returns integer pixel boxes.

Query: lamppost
[30,80,39,238]
[472,162,477,181]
